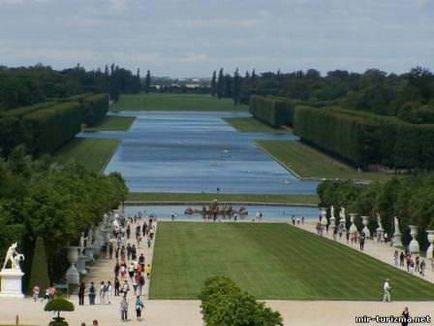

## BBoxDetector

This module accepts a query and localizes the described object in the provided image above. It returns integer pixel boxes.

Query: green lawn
[112,93,248,111]
[223,117,289,133]
[151,222,434,300]
[256,140,392,182]
[84,115,135,131]
[53,138,120,173]
[126,192,319,205]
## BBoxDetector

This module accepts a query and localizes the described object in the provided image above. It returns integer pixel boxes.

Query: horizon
[0,0,433,78]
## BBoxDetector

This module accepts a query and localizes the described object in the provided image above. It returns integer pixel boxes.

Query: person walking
[114,277,120,296]
[88,282,96,305]
[399,252,405,268]
[106,281,113,304]
[120,296,128,321]
[99,281,106,304]
[78,282,85,305]
[145,263,152,279]
[382,279,392,302]
[135,295,144,320]
[401,306,410,326]
[393,250,399,266]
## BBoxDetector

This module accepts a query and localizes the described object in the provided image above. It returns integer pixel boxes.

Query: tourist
[147,237,152,249]
[415,256,420,273]
[333,227,337,240]
[138,253,145,270]
[393,250,399,266]
[145,263,152,279]
[128,262,135,279]
[402,307,410,326]
[382,279,392,302]
[120,296,129,321]
[88,282,96,305]
[92,321,99,326]
[126,224,131,239]
[32,285,40,302]
[359,232,365,251]
[301,216,305,224]
[291,215,295,225]
[114,261,120,278]
[78,282,85,305]
[106,281,113,304]
[399,252,405,268]
[420,260,426,276]
[114,277,121,296]
[121,280,130,297]
[99,281,106,304]
[135,295,144,320]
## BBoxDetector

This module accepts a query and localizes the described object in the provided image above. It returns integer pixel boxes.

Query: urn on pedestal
[65,247,80,285]
[361,216,370,238]
[425,230,434,260]
[408,225,420,254]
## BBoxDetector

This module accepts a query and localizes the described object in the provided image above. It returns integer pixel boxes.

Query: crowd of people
[75,212,156,323]
[393,250,428,277]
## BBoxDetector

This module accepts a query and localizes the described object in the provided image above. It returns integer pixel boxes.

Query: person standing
[32,285,40,302]
[78,282,85,305]
[145,263,152,279]
[120,296,128,321]
[99,281,106,304]
[359,232,365,251]
[106,281,113,304]
[393,250,399,266]
[382,279,392,302]
[135,295,144,320]
[88,282,96,305]
[401,306,410,326]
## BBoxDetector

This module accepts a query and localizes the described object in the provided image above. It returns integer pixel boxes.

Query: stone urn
[320,207,328,232]
[329,206,336,230]
[426,230,434,260]
[362,216,370,238]
[349,213,358,235]
[65,247,80,285]
[408,225,420,254]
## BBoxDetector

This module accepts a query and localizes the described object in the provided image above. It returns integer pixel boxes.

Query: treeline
[249,96,294,127]
[317,177,434,250]
[212,67,434,123]
[0,64,142,111]
[199,276,283,326]
[0,147,128,285]
[0,94,109,157]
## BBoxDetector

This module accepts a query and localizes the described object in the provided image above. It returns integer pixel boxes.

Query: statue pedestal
[0,269,24,298]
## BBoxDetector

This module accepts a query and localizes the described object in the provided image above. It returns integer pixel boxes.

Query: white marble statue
[331,206,335,219]
[87,228,94,246]
[79,232,88,252]
[2,242,24,271]
[376,213,383,230]
[340,207,346,221]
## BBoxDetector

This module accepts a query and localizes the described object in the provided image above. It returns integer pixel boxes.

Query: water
[79,111,318,194]
[125,204,319,221]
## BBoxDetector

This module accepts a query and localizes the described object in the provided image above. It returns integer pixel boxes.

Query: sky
[0,0,433,77]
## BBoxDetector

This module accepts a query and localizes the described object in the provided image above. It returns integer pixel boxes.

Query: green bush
[81,94,109,127]
[199,276,283,326]
[45,297,74,326]
[28,236,50,294]
[250,96,294,127]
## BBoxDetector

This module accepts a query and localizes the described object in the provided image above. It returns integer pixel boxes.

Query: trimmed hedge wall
[294,105,434,169]
[0,93,109,156]
[249,96,294,127]
[199,276,283,326]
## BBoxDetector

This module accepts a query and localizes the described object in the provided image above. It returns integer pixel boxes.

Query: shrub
[45,297,74,326]
[199,276,283,326]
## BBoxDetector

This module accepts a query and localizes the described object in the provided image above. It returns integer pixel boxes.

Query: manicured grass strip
[53,138,120,173]
[84,115,135,131]
[126,192,319,205]
[256,140,393,182]
[223,117,288,133]
[151,222,434,300]
[112,93,248,111]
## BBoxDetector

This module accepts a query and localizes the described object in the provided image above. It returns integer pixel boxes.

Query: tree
[210,71,217,97]
[217,68,224,98]
[28,236,50,294]
[232,68,241,105]
[145,70,151,93]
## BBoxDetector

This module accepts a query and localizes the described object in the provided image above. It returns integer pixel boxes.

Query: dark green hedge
[294,105,434,169]
[199,276,283,326]
[249,96,294,127]
[81,94,109,127]
[23,101,84,154]
[0,94,109,156]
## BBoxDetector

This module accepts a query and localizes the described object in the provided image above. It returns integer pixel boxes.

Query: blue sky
[0,0,433,77]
